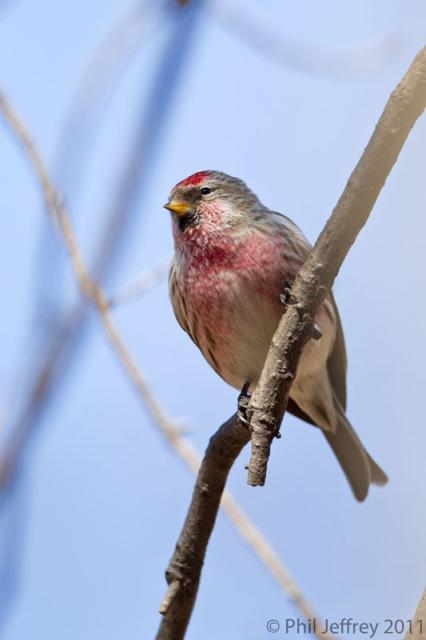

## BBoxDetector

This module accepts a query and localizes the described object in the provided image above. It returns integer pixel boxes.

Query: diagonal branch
[0,93,332,639]
[156,47,426,638]
[247,46,426,485]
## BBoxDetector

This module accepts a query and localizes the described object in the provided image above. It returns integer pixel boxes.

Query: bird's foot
[280,280,297,306]
[237,382,252,427]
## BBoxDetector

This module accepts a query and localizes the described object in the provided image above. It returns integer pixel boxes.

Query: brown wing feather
[326,292,347,410]
[287,294,347,425]
[287,398,316,426]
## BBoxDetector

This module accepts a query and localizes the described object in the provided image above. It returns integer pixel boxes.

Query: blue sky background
[0,1,425,639]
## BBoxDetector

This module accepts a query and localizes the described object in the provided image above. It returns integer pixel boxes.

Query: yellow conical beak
[163,201,192,216]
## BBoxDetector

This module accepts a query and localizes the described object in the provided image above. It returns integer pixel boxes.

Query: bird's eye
[200,187,212,195]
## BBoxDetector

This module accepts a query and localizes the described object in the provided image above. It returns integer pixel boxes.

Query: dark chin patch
[178,213,197,232]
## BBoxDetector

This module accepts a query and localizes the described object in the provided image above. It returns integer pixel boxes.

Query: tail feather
[323,402,388,501]
[366,451,389,486]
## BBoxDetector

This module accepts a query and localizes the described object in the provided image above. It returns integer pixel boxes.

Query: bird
[165,170,387,501]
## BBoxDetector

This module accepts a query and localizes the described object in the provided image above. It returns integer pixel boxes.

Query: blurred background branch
[8,0,206,490]
[210,0,403,80]
[0,89,333,640]
[0,0,206,629]
[107,255,171,308]
[157,414,334,640]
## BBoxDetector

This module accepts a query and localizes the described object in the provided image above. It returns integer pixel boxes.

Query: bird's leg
[237,381,252,426]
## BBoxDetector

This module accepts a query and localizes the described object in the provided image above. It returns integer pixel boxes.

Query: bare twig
[159,580,181,615]
[247,46,426,486]
[0,93,332,639]
[406,588,426,640]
